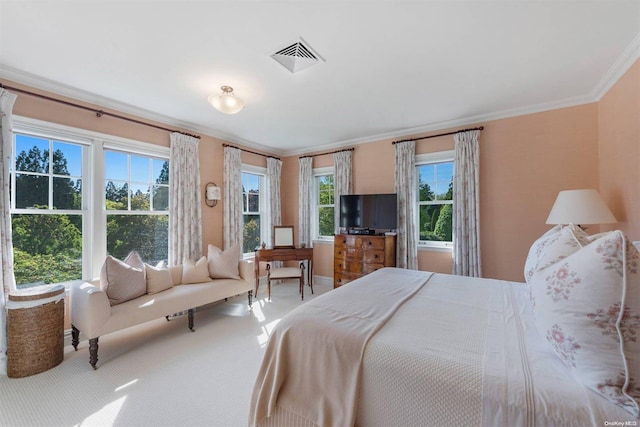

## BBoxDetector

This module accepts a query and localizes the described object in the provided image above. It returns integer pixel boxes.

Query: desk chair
[266,262,306,301]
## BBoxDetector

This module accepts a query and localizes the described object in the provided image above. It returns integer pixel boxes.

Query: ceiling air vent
[271,38,324,73]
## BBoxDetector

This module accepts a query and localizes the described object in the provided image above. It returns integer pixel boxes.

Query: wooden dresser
[333,234,396,288]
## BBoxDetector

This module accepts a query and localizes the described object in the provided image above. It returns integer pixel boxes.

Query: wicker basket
[7,284,65,378]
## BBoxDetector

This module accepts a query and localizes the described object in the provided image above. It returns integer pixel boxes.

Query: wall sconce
[205,182,221,207]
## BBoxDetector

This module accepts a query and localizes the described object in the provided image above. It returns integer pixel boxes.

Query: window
[10,117,170,289]
[104,150,169,264]
[11,133,86,287]
[242,168,265,254]
[313,168,335,240]
[416,151,454,247]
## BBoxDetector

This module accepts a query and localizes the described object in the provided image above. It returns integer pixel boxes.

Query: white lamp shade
[546,189,616,225]
[208,86,244,114]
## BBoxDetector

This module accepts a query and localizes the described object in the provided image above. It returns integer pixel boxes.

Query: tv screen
[339,193,397,230]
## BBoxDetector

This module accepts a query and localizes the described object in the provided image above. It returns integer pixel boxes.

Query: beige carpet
[0,280,332,427]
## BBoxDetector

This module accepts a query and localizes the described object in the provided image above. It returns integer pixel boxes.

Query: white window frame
[415,150,455,251]
[241,164,267,256]
[312,166,335,242]
[11,116,170,288]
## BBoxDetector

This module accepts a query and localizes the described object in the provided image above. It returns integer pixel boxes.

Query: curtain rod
[222,143,281,161]
[0,82,201,139]
[391,126,484,145]
[299,147,354,159]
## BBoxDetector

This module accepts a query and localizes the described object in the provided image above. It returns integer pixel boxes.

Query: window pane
[105,151,128,181]
[153,159,169,185]
[243,173,259,193]
[130,155,150,183]
[15,174,48,208]
[130,183,150,211]
[105,181,129,210]
[12,213,82,288]
[15,135,49,173]
[53,141,82,176]
[243,215,261,253]
[153,185,169,210]
[419,204,452,242]
[318,207,335,237]
[418,165,435,202]
[248,193,259,213]
[107,214,168,264]
[53,177,81,209]
[318,176,334,204]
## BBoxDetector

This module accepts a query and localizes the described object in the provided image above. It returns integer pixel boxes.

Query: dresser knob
[374,254,379,258]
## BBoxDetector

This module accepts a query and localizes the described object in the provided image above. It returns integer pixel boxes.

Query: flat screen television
[339,193,397,231]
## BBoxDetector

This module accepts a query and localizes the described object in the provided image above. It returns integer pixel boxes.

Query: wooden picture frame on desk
[273,225,294,248]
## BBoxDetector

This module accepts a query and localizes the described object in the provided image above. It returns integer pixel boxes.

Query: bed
[249,266,639,427]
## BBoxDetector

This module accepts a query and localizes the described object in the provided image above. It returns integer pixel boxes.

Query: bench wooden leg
[89,337,99,370]
[248,290,253,308]
[188,309,195,331]
[72,325,80,351]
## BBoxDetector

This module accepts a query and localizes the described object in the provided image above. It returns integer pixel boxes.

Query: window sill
[417,245,453,253]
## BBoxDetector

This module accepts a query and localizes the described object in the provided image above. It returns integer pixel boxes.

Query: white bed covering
[250,268,638,427]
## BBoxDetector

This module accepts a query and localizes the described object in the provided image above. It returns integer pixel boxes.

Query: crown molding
[591,32,640,101]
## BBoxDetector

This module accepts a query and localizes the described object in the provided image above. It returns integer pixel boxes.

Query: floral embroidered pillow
[530,229,640,416]
[524,224,562,284]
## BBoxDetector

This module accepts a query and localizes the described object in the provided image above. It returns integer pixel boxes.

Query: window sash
[415,151,454,247]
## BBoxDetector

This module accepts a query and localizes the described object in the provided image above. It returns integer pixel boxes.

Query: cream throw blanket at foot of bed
[249,268,432,427]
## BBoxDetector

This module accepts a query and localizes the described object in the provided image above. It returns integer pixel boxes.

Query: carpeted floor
[0,280,332,427]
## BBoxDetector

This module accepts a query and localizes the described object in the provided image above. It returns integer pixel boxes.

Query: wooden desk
[254,247,313,297]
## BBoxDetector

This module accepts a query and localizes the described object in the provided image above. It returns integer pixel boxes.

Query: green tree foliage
[13,248,81,287]
[434,204,453,241]
[243,217,260,253]
[12,213,81,257]
[419,182,434,201]
[318,176,334,236]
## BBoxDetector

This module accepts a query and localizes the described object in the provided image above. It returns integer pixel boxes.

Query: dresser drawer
[363,250,385,264]
[334,272,360,288]
[334,247,362,261]
[334,234,361,248]
[335,259,364,274]
[361,237,385,250]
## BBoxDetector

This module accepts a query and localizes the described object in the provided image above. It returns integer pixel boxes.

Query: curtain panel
[298,157,313,247]
[224,146,243,250]
[0,89,18,375]
[394,140,418,270]
[333,151,352,234]
[453,130,481,277]
[168,133,202,265]
[266,157,282,249]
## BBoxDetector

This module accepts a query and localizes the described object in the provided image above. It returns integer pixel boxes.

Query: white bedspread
[250,269,639,427]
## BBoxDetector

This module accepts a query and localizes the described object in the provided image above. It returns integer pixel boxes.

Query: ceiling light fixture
[208,86,244,114]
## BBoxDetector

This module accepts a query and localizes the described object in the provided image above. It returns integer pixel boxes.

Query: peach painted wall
[598,59,640,239]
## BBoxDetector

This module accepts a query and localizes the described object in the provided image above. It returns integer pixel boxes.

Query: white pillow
[207,244,241,280]
[182,256,210,284]
[100,251,146,306]
[145,262,174,294]
[530,229,640,416]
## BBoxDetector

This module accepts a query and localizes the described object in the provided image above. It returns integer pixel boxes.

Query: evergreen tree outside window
[105,150,169,264]
[416,151,454,246]
[11,133,84,288]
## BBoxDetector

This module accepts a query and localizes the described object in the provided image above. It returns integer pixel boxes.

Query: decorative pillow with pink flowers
[529,228,640,416]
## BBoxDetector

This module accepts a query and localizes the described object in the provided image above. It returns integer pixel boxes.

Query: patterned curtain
[394,140,418,270]
[0,89,18,375]
[168,133,202,265]
[223,146,243,250]
[266,157,282,247]
[453,130,481,277]
[333,151,352,234]
[298,157,313,246]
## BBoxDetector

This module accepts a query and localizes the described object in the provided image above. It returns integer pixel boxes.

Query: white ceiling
[1,1,639,155]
